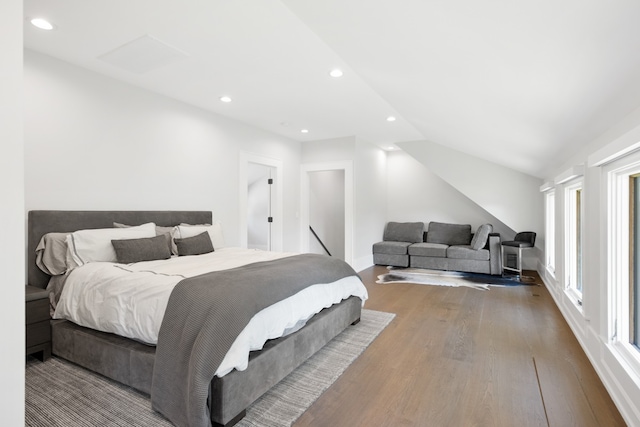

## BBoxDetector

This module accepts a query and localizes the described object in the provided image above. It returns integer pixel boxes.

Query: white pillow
[66,222,157,266]
[175,222,225,249]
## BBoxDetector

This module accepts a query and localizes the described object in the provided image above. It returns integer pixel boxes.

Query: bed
[27,210,367,427]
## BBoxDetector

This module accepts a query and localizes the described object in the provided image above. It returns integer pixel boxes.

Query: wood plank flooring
[294,266,626,427]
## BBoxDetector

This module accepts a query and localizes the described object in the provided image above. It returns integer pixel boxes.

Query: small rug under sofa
[376,267,538,290]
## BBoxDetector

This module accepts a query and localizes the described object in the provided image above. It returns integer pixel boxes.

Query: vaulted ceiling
[23,0,640,178]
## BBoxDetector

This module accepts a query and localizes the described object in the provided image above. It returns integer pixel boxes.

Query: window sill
[564,288,584,314]
[608,341,640,386]
[545,266,556,280]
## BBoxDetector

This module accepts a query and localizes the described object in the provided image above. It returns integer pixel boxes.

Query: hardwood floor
[294,266,626,427]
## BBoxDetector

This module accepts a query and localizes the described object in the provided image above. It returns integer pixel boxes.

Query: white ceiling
[23,0,640,178]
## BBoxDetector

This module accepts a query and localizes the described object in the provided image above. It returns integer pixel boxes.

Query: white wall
[24,50,303,250]
[353,139,387,270]
[540,106,640,427]
[1,0,24,424]
[386,150,513,237]
[301,136,355,163]
[399,140,543,231]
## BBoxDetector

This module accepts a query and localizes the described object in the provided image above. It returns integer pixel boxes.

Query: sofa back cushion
[383,222,424,243]
[470,223,493,250]
[426,222,472,246]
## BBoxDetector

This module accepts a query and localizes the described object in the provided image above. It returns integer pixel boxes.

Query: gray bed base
[28,210,362,427]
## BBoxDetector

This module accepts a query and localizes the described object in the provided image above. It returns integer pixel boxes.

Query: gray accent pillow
[383,222,424,243]
[111,234,172,264]
[114,222,175,254]
[470,224,493,250]
[426,222,472,246]
[175,232,214,256]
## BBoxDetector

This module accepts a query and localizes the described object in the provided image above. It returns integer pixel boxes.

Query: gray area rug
[25,309,395,427]
[376,267,538,290]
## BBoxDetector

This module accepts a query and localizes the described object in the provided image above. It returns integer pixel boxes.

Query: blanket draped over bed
[150,253,360,427]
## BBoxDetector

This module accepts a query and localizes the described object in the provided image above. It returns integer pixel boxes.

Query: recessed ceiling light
[388,146,395,150]
[301,129,309,133]
[30,18,54,30]
[219,96,232,103]
[386,116,396,122]
[329,69,343,78]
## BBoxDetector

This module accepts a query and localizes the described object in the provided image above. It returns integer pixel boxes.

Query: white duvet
[53,247,368,377]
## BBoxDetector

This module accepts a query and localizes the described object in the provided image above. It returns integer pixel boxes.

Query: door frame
[300,161,353,266]
[239,151,283,251]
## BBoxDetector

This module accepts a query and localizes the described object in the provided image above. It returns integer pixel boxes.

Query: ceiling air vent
[98,34,188,74]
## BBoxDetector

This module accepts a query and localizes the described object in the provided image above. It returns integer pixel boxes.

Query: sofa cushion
[408,242,448,258]
[373,241,412,255]
[425,222,472,246]
[383,222,424,243]
[470,224,493,250]
[447,245,490,261]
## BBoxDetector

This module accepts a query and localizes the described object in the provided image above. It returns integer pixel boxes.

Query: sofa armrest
[488,233,502,275]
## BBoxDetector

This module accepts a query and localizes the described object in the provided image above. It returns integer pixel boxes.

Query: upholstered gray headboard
[27,210,212,288]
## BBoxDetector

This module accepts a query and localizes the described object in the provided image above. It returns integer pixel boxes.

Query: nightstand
[26,285,51,361]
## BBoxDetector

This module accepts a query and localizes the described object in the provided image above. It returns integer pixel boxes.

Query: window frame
[564,179,584,305]
[606,150,640,373]
[631,173,640,348]
[545,189,556,277]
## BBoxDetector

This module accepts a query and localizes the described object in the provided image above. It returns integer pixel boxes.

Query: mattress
[53,247,368,377]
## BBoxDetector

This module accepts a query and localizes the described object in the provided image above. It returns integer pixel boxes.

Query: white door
[247,163,274,251]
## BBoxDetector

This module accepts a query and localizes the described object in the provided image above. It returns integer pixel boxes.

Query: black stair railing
[309,226,332,256]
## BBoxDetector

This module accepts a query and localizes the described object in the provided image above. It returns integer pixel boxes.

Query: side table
[26,285,51,361]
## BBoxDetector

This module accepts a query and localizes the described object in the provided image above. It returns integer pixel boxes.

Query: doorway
[308,170,345,260]
[300,161,353,266]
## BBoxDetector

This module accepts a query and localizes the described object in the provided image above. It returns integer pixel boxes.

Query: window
[545,190,556,275]
[565,181,583,300]
[607,151,640,365]
[631,174,640,347]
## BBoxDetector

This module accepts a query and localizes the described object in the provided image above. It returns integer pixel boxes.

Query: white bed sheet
[53,247,368,377]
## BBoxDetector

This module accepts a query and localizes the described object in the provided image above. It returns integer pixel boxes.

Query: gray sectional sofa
[373,221,502,275]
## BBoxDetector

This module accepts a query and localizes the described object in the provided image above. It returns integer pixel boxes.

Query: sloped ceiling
[23,0,640,178]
